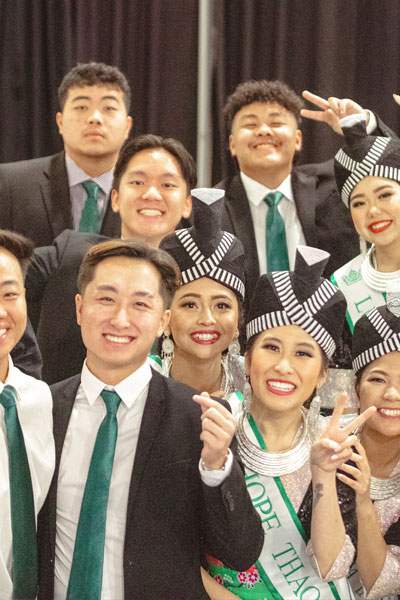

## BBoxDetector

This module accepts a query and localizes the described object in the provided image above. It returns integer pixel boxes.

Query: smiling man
[25,134,196,384]
[0,62,132,246]
[216,79,360,303]
[37,238,263,600]
[0,230,54,600]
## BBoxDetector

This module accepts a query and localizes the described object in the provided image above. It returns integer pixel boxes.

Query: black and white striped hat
[352,286,400,375]
[160,188,245,299]
[334,119,400,207]
[246,246,346,358]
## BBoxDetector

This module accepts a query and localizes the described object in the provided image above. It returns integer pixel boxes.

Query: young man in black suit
[216,80,393,303]
[0,62,132,246]
[37,239,263,600]
[25,134,195,384]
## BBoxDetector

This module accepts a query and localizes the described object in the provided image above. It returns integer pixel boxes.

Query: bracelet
[201,450,229,472]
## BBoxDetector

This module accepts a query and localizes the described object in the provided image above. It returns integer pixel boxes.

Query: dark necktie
[67,389,121,600]
[265,191,289,272]
[79,180,101,233]
[0,385,37,600]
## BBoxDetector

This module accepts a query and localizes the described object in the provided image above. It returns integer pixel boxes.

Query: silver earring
[228,331,240,358]
[161,330,174,377]
[242,376,252,413]
[307,395,321,439]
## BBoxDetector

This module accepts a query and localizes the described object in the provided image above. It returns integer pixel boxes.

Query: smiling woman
[336,299,400,598]
[205,246,374,600]
[332,119,400,333]
[150,187,246,398]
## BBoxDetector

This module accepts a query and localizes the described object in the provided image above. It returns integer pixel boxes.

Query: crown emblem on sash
[343,269,362,286]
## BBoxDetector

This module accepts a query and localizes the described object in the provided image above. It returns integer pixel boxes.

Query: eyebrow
[351,184,394,201]
[71,95,120,103]
[0,279,19,288]
[126,170,179,179]
[368,369,388,376]
[178,293,232,300]
[95,285,155,299]
[260,335,315,349]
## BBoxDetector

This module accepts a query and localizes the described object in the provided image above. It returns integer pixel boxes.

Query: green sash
[332,254,385,333]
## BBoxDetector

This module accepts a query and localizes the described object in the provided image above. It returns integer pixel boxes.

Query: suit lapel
[47,376,81,553]
[42,152,72,238]
[291,168,318,247]
[125,370,166,519]
[222,175,260,294]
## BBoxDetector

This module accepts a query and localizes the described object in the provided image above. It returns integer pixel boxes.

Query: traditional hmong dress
[207,408,356,600]
[348,457,400,600]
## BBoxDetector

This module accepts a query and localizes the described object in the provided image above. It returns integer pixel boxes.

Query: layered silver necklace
[236,408,312,476]
[370,472,400,501]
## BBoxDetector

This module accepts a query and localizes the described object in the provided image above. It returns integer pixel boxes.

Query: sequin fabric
[318,367,359,410]
[365,458,400,599]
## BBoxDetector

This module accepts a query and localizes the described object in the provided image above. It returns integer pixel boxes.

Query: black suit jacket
[25,230,108,384]
[217,162,359,305]
[0,152,121,247]
[37,370,263,600]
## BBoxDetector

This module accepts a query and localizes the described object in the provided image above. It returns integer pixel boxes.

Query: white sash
[244,416,354,600]
[332,254,385,332]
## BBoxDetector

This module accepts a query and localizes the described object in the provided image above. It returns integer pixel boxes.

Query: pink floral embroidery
[213,575,223,585]
[237,572,247,583]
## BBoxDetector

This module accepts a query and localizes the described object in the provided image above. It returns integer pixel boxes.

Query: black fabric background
[1,0,399,183]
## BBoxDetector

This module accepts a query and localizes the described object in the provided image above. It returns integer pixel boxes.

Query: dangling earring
[228,331,240,359]
[359,236,367,256]
[242,376,252,413]
[161,329,174,377]
[307,394,321,439]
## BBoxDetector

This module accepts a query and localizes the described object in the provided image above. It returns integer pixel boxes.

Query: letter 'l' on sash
[244,415,354,600]
[332,255,386,333]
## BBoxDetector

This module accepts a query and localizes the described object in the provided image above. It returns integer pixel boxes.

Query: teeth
[105,334,132,343]
[0,329,6,337]
[370,221,391,231]
[268,380,295,391]
[192,333,218,341]
[139,209,162,216]
[379,408,400,416]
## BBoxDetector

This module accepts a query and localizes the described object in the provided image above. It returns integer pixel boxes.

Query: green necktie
[265,191,290,272]
[0,385,37,600]
[79,180,101,234]
[67,389,121,600]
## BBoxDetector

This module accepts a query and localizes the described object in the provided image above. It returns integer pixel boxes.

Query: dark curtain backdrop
[1,0,400,185]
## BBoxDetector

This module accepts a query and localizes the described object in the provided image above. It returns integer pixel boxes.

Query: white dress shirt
[0,356,54,600]
[65,154,113,230]
[55,361,231,600]
[240,171,306,274]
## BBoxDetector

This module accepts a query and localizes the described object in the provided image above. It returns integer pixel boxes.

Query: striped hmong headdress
[352,287,400,375]
[160,188,245,299]
[246,246,346,358]
[334,119,400,207]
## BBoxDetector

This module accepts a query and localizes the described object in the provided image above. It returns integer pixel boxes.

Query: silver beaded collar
[370,472,400,501]
[236,408,312,476]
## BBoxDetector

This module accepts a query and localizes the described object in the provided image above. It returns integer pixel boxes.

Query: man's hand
[301,90,367,135]
[194,392,235,470]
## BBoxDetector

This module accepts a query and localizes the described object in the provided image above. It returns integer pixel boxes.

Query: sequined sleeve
[365,545,400,599]
[306,535,355,580]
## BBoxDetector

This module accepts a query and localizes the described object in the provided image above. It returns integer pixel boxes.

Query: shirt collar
[240,171,294,207]
[65,153,114,196]
[0,355,16,393]
[81,359,152,408]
